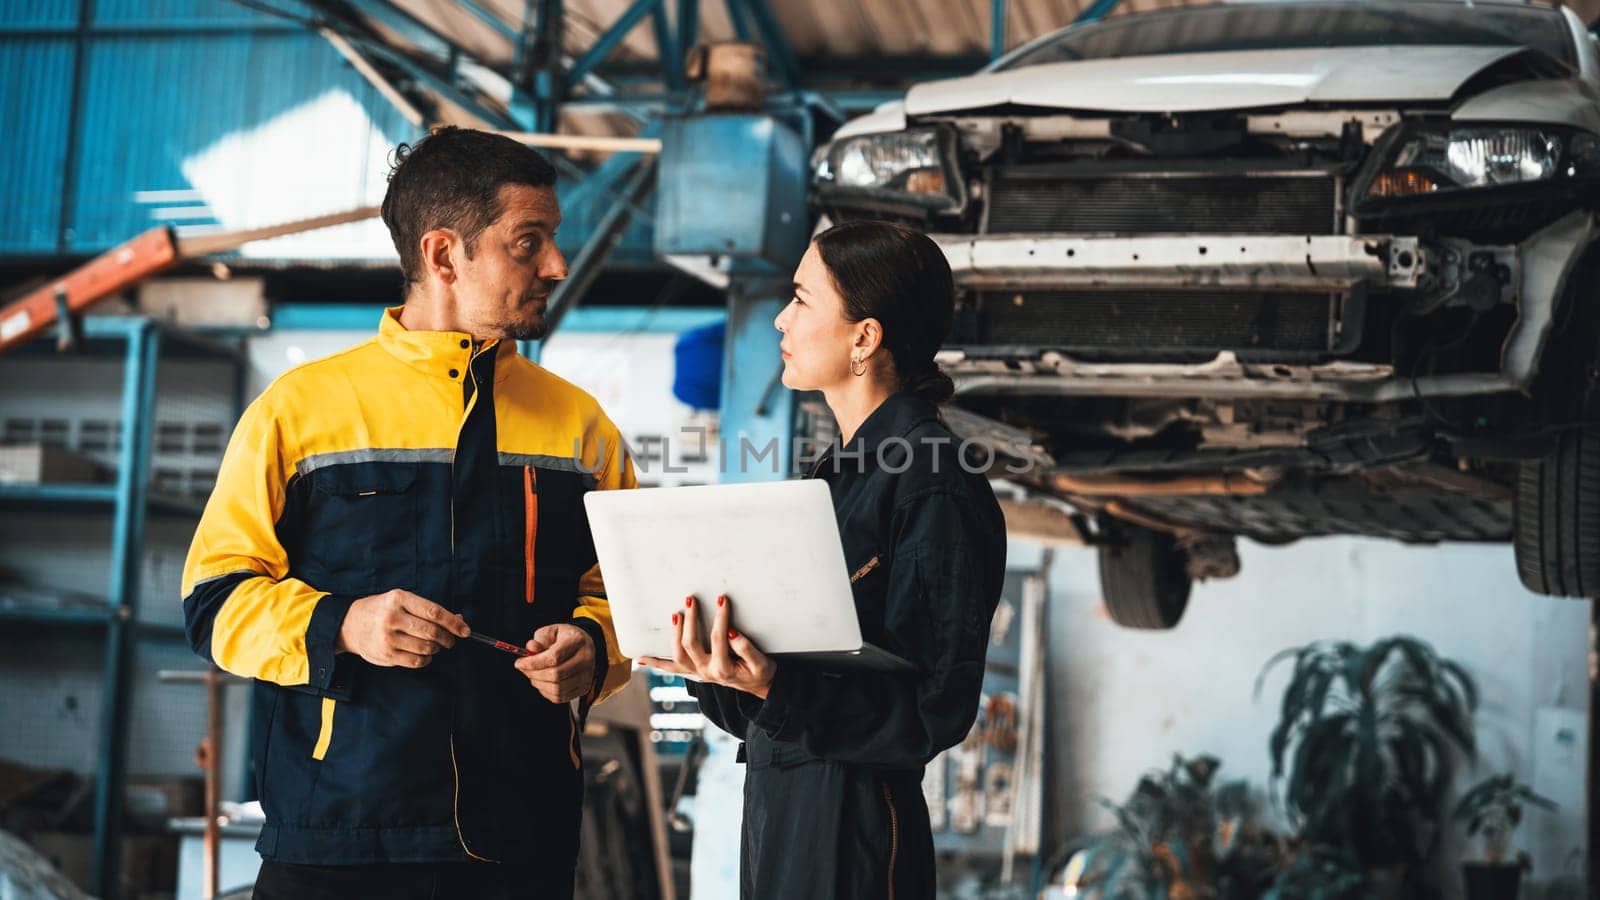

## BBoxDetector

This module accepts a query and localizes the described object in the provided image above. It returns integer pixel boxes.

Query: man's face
[454,183,567,341]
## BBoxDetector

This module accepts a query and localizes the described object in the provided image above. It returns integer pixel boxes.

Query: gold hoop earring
[850,357,867,377]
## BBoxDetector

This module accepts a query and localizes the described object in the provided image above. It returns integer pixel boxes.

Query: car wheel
[1515,427,1600,597]
[1097,518,1192,629]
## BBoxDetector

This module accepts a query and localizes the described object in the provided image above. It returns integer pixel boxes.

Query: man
[180,127,634,898]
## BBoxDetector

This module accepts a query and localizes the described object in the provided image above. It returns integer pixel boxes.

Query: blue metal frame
[271,303,722,334]
[1074,0,1122,25]
[718,286,793,484]
[528,0,565,133]
[355,36,518,129]
[55,0,94,255]
[569,0,661,83]
[723,0,751,41]
[458,0,517,41]
[0,317,240,898]
[651,1,683,92]
[991,0,1008,61]
[544,156,657,337]
[676,0,700,64]
[736,0,800,89]
[334,0,455,60]
[0,482,207,518]
[558,119,662,217]
[89,320,160,898]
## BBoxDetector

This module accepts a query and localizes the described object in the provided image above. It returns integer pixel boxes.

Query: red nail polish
[685,596,694,608]
[717,596,726,607]
[672,613,680,625]
[728,630,738,640]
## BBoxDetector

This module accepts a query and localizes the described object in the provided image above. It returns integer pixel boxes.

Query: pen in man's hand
[467,630,535,658]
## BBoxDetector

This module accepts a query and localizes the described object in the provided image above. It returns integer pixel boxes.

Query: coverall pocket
[305,462,420,594]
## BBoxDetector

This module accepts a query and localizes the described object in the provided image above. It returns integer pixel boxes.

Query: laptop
[583,479,915,673]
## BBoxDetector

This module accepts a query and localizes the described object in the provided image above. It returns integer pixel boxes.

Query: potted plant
[1452,773,1557,900]
[1259,636,1478,898]
[1067,754,1280,899]
[1262,843,1369,900]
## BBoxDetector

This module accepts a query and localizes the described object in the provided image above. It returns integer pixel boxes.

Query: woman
[639,220,1007,899]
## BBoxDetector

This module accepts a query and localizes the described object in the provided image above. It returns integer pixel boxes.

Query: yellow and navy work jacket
[180,308,634,866]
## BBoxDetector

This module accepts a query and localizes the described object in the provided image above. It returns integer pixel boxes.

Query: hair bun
[903,366,955,405]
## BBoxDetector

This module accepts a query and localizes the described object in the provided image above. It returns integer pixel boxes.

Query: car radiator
[964,289,1346,361]
[983,169,1340,235]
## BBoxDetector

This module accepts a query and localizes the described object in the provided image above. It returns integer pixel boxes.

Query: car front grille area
[959,289,1342,362]
[983,169,1340,235]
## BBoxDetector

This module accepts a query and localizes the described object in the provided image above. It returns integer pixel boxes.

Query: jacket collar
[376,306,518,385]
[839,392,940,458]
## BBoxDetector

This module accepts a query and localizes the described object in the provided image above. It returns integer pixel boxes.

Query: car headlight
[813,128,964,211]
[1364,125,1600,199]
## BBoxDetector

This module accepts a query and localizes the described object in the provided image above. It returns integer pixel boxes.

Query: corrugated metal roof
[382,0,1600,75]
[93,0,310,25]
[68,32,418,258]
[0,26,418,260]
[0,38,74,254]
[0,0,79,28]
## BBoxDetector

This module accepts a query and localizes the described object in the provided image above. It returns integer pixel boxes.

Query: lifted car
[811,0,1600,627]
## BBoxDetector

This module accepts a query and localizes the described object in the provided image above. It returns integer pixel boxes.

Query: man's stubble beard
[506,313,548,342]
[503,288,551,341]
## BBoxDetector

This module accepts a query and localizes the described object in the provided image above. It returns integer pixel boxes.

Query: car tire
[1097,518,1192,629]
[1515,427,1600,597]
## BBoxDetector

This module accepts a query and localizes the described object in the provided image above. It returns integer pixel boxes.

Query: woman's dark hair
[812,220,957,404]
[381,126,558,288]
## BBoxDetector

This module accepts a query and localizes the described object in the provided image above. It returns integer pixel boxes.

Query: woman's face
[774,243,862,392]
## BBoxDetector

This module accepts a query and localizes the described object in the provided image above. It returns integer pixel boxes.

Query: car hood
[904,44,1542,115]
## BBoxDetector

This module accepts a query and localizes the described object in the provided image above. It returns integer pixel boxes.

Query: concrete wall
[1026,536,1590,894]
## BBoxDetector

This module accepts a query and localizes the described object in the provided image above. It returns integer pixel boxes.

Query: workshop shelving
[0,315,244,897]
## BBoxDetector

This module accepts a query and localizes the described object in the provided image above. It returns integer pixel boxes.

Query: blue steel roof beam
[559,119,662,212]
[722,0,750,41]
[331,0,455,61]
[507,0,545,131]
[569,0,661,84]
[309,1,521,125]
[512,0,540,69]
[528,0,564,132]
[1074,0,1121,24]
[504,0,645,128]
[564,66,649,126]
[545,157,658,337]
[677,0,700,66]
[595,53,986,81]
[557,88,900,115]
[798,90,847,126]
[652,1,683,90]
[991,0,1007,61]
[321,0,553,134]
[735,0,799,88]
[458,0,517,40]
[348,31,521,128]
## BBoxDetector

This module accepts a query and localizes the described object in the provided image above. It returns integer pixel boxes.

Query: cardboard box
[0,444,101,485]
[138,277,266,329]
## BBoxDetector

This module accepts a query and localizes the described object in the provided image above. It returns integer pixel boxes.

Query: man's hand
[514,624,596,704]
[336,589,470,669]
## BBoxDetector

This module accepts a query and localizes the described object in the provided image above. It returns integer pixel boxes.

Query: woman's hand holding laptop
[638,594,777,699]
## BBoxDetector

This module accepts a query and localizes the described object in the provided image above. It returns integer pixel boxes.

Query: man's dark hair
[381,126,558,287]
[813,220,957,404]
